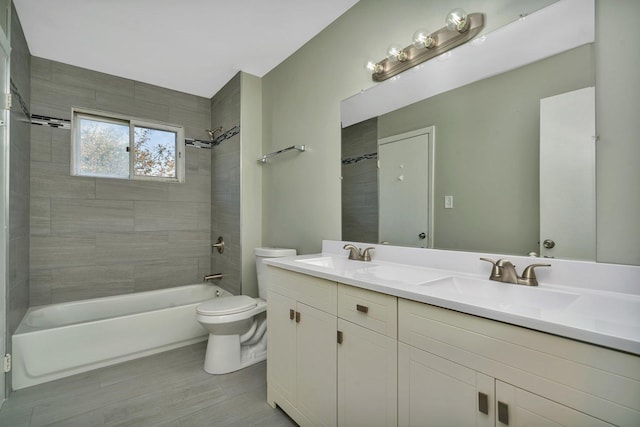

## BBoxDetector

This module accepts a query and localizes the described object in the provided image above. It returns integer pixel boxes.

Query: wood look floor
[0,342,297,427]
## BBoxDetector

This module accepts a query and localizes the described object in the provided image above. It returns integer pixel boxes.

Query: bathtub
[12,284,230,390]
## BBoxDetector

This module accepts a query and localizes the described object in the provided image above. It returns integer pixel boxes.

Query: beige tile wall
[29,57,213,305]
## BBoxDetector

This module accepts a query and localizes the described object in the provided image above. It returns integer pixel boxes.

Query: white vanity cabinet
[266,266,338,427]
[337,284,398,427]
[267,263,640,427]
[398,299,639,426]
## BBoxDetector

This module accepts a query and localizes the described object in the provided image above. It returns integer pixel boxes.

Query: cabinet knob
[295,311,301,323]
[337,330,343,344]
[289,309,295,320]
[356,304,369,314]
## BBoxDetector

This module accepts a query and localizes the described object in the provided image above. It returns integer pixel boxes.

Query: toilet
[196,247,296,374]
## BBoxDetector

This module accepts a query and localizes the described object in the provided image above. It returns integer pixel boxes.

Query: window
[71,108,185,182]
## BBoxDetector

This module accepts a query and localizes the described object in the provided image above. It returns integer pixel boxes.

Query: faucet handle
[480,258,501,281]
[520,263,551,286]
[362,247,375,261]
[343,244,361,260]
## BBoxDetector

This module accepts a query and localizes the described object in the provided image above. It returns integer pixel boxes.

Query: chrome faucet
[480,258,550,286]
[203,273,224,282]
[343,244,375,261]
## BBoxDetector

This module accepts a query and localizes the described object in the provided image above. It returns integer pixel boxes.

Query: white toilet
[196,247,296,374]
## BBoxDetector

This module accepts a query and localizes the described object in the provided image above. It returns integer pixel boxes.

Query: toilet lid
[197,295,257,315]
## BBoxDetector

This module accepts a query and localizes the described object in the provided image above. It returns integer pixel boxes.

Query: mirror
[341,0,597,260]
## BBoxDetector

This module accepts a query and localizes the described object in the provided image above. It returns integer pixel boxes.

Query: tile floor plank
[0,343,296,427]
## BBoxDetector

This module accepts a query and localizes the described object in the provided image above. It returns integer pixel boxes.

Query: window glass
[71,109,185,182]
[134,126,177,178]
[78,117,129,178]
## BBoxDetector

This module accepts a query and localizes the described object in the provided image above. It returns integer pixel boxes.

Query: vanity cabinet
[267,266,338,427]
[398,299,638,426]
[267,265,639,427]
[337,284,398,427]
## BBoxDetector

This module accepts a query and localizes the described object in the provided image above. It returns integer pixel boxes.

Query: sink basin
[422,276,581,313]
[350,264,449,286]
[295,257,377,271]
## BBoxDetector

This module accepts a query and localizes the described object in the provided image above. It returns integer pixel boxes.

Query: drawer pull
[289,309,295,320]
[295,311,301,323]
[356,304,369,314]
[337,330,343,344]
[498,401,509,425]
[478,392,489,415]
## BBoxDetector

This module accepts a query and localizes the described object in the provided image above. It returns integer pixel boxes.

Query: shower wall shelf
[258,145,306,164]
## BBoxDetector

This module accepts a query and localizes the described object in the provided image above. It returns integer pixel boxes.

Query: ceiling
[13,0,359,98]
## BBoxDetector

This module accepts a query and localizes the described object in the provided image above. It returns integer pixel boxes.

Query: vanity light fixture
[386,44,407,62]
[366,8,485,82]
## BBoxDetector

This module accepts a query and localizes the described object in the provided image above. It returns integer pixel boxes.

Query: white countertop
[266,251,640,355]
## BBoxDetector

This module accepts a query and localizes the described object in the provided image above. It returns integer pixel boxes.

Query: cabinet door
[495,381,613,427]
[267,290,297,409]
[398,343,494,427]
[338,319,398,427]
[297,302,338,427]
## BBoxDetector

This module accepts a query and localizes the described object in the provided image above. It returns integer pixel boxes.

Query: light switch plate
[445,195,453,209]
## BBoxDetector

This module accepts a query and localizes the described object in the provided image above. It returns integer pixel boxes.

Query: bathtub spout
[203,273,224,282]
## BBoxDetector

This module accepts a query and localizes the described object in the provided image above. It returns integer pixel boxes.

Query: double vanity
[265,240,640,426]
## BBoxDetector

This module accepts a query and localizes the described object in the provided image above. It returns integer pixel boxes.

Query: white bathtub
[12,284,230,390]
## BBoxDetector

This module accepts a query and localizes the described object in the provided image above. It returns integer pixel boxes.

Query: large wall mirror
[341,0,599,261]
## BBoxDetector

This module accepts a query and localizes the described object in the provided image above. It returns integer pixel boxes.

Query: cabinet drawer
[267,266,337,315]
[338,283,397,338]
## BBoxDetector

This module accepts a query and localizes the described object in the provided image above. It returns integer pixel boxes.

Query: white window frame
[71,107,185,183]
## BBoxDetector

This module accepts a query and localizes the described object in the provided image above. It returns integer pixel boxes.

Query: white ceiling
[13,0,359,98]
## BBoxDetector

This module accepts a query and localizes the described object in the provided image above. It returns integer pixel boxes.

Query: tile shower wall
[341,117,378,244]
[29,57,212,305]
[9,7,31,334]
[210,74,241,295]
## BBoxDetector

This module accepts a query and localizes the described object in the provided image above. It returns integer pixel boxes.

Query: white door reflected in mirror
[378,127,435,248]
[540,86,596,260]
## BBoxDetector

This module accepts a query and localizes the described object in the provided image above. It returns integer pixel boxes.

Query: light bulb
[363,58,383,75]
[412,28,436,49]
[386,44,407,62]
[445,8,469,32]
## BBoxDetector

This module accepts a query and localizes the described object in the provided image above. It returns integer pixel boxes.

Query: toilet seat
[197,295,257,316]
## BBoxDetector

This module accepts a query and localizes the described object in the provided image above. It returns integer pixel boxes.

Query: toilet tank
[254,247,297,299]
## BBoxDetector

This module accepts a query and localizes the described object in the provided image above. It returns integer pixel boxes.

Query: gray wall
[29,57,212,305]
[0,0,8,38]
[9,3,30,335]
[341,117,378,244]
[595,1,640,265]
[376,45,593,255]
[210,73,241,295]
